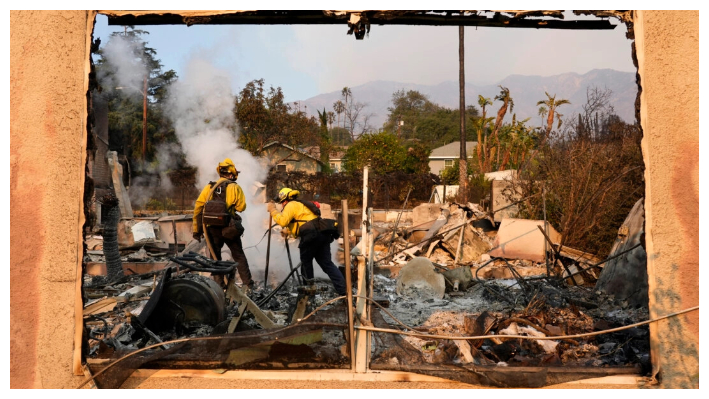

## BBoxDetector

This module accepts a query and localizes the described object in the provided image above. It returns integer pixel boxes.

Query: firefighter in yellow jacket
[193,158,254,288]
[267,188,346,296]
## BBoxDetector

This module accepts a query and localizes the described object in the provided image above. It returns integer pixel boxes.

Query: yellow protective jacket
[269,201,318,238]
[193,177,247,233]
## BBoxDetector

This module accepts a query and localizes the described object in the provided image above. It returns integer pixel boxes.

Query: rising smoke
[163,57,332,284]
[99,33,335,285]
[97,34,148,99]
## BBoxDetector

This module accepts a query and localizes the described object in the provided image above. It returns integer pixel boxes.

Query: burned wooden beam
[103,10,617,30]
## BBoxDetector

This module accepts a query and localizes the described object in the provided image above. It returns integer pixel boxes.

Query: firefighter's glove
[192,232,202,243]
[280,228,290,239]
[266,202,276,213]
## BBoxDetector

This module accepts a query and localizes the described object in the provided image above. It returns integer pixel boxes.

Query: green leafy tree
[342,132,407,174]
[497,114,535,171]
[384,90,478,148]
[330,126,352,146]
[235,79,320,154]
[401,142,431,174]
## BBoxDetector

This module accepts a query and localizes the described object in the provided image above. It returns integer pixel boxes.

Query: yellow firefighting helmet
[275,187,300,203]
[216,158,239,176]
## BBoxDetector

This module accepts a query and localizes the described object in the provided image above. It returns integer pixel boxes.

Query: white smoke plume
[97,34,148,97]
[163,57,338,285]
[98,36,340,286]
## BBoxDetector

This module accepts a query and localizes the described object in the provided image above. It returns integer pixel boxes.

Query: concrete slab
[412,203,442,227]
[488,219,560,262]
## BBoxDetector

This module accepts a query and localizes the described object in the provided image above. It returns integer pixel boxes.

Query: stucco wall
[9,10,699,389]
[635,10,699,388]
[10,10,91,388]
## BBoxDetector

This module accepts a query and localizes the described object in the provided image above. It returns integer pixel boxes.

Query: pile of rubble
[81,197,651,387]
[360,200,650,374]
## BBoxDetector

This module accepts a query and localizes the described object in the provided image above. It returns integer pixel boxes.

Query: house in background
[259,141,325,174]
[428,141,478,175]
[299,145,348,173]
[328,147,347,173]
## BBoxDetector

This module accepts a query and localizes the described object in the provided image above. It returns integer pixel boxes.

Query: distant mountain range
[293,69,637,130]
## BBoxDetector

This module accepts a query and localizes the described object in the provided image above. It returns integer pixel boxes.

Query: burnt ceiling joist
[103,10,618,40]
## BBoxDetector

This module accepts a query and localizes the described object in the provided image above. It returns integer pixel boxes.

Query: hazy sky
[92,11,636,103]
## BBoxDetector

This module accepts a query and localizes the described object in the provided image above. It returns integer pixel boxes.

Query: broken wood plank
[227,302,249,334]
[128,368,454,383]
[81,363,98,389]
[556,245,603,266]
[453,225,464,266]
[83,298,117,316]
[452,339,474,363]
[291,294,310,322]
[425,239,440,258]
[225,284,276,330]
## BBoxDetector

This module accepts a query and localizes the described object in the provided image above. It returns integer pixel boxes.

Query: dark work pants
[207,226,253,286]
[299,234,347,296]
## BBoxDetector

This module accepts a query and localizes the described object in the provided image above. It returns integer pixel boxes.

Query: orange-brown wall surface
[9,10,699,389]
[10,10,91,388]
[635,10,699,388]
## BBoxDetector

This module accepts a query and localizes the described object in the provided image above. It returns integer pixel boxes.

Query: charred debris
[81,195,650,388]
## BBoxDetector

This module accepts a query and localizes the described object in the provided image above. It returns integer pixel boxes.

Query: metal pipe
[387,187,412,255]
[171,220,178,257]
[543,185,549,276]
[264,215,273,288]
[361,165,369,259]
[367,207,375,317]
[536,225,576,285]
[342,200,355,371]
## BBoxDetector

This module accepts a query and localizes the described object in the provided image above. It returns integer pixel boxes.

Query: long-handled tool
[284,236,303,285]
[264,215,273,288]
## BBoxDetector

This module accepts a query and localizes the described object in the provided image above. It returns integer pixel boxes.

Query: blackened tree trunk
[101,193,123,282]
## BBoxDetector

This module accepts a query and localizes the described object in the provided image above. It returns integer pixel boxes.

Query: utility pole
[458,25,467,202]
[142,74,147,168]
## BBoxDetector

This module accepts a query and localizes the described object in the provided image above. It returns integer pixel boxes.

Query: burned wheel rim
[146,276,226,333]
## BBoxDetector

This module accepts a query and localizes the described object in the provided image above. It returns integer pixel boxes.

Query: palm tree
[340,87,353,135]
[476,95,493,173]
[327,111,335,131]
[492,86,514,169]
[333,100,345,144]
[537,92,570,138]
[538,105,548,127]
